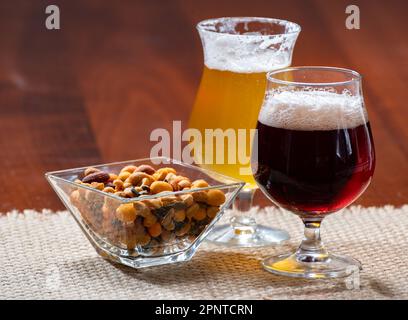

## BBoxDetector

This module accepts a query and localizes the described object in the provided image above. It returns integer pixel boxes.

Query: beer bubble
[258,90,368,130]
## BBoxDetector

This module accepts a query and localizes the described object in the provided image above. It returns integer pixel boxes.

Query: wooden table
[0,0,407,211]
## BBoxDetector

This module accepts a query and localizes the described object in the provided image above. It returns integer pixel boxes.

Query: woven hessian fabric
[1,205,407,299]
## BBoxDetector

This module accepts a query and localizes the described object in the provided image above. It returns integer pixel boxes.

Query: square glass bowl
[45,157,244,268]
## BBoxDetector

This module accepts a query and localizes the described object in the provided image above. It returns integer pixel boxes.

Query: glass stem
[296,218,329,263]
[230,188,257,235]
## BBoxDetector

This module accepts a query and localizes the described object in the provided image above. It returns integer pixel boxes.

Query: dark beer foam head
[259,90,367,130]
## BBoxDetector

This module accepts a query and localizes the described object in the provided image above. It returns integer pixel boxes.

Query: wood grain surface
[0,0,407,211]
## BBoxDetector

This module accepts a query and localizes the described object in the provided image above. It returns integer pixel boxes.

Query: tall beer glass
[189,17,301,246]
[253,67,375,278]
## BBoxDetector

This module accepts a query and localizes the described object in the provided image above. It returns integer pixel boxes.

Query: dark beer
[252,90,376,216]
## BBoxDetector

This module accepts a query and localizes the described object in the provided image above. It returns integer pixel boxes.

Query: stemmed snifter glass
[252,67,375,278]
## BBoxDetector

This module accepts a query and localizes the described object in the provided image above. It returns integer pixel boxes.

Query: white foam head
[258,90,368,130]
[198,18,300,73]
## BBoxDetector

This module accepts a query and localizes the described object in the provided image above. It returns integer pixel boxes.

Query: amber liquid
[189,67,267,188]
[253,122,376,215]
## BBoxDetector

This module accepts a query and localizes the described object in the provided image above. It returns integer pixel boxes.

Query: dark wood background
[0,0,407,211]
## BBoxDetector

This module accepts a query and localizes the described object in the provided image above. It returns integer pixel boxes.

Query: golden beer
[189,67,267,188]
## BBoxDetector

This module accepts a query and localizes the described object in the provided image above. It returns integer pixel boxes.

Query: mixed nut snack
[69,164,226,252]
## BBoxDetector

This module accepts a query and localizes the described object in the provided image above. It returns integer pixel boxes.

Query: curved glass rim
[267,66,362,87]
[196,17,301,37]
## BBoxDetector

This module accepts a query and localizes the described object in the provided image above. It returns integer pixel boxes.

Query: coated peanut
[192,191,208,203]
[192,179,209,188]
[148,222,162,238]
[116,203,137,223]
[174,209,186,222]
[118,171,131,181]
[120,165,138,173]
[102,187,115,193]
[186,203,199,219]
[143,213,158,227]
[180,194,194,207]
[193,206,207,221]
[113,179,124,191]
[133,201,150,218]
[207,206,219,219]
[150,181,173,194]
[206,189,226,206]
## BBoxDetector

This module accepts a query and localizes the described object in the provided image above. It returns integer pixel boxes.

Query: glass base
[262,252,362,279]
[206,216,290,247]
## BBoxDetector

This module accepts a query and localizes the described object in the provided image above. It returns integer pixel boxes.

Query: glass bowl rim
[196,17,301,38]
[45,156,245,203]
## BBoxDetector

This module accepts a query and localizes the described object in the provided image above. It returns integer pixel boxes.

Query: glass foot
[262,252,362,279]
[206,216,290,247]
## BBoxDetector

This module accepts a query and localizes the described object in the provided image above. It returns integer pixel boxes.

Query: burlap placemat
[1,205,407,300]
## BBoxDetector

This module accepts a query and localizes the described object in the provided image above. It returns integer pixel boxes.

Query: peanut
[120,165,138,174]
[207,206,219,219]
[206,189,226,206]
[192,191,208,203]
[160,196,179,207]
[133,221,151,246]
[193,207,207,221]
[123,187,136,198]
[108,173,118,181]
[179,194,194,207]
[154,167,177,180]
[137,234,151,246]
[186,203,199,219]
[143,212,158,227]
[113,179,124,191]
[118,171,131,181]
[174,209,186,222]
[148,222,162,238]
[178,179,191,189]
[192,179,209,189]
[70,190,81,206]
[90,182,104,190]
[102,187,115,193]
[169,176,190,191]
[116,203,137,223]
[141,198,163,209]
[133,201,150,217]
[165,172,177,182]
[150,181,173,194]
